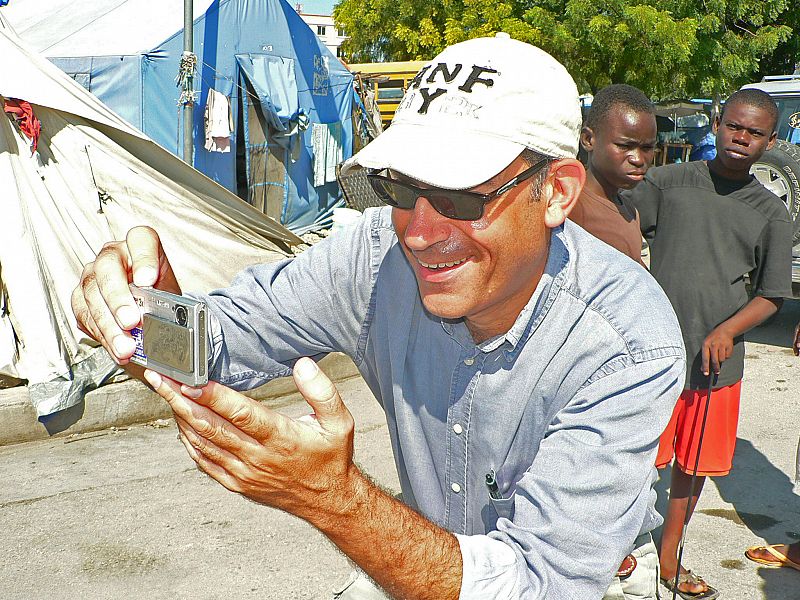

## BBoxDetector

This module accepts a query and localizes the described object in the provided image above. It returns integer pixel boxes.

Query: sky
[294,0,336,15]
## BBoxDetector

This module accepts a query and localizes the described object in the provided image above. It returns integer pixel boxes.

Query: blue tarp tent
[2,0,353,233]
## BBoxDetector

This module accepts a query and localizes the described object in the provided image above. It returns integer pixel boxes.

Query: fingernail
[113,334,136,355]
[133,267,158,287]
[144,369,162,389]
[116,305,141,328]
[294,357,318,380]
[181,385,202,399]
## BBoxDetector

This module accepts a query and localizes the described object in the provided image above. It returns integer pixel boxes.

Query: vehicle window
[774,98,800,144]
[377,80,405,102]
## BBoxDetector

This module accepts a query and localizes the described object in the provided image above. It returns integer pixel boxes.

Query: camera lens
[175,306,188,327]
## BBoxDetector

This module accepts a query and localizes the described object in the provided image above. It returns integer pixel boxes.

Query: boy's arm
[701,296,783,376]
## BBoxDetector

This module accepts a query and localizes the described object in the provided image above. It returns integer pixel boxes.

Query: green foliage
[333,0,794,100]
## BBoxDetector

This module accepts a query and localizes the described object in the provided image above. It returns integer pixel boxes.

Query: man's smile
[416,257,468,270]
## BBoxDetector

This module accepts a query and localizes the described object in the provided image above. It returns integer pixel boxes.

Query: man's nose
[402,197,451,250]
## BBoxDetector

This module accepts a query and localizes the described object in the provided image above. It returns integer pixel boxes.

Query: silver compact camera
[129,284,208,387]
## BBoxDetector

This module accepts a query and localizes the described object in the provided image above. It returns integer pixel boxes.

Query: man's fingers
[75,259,135,362]
[146,371,265,453]
[126,227,164,287]
[184,381,278,443]
[292,357,349,431]
[174,415,245,494]
[127,227,182,293]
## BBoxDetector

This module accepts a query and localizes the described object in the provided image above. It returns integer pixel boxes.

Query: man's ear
[580,126,595,153]
[543,158,585,228]
[711,115,720,135]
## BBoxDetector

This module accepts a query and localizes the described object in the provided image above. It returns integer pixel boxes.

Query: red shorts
[655,381,741,476]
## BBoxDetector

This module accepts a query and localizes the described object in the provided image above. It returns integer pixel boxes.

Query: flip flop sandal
[660,570,719,600]
[745,544,800,571]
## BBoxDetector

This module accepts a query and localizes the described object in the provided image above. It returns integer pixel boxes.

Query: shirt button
[464,357,474,366]
[452,423,463,435]
[451,483,461,493]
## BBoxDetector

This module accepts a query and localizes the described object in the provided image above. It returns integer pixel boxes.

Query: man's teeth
[418,258,467,269]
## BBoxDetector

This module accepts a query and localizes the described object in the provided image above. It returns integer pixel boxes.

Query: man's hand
[143,357,359,520]
[793,322,800,357]
[701,325,734,376]
[146,359,463,599]
[70,227,180,365]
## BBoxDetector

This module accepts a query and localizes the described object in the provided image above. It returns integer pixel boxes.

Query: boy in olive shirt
[628,89,793,598]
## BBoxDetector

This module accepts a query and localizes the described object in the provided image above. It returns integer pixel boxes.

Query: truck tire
[751,139,800,245]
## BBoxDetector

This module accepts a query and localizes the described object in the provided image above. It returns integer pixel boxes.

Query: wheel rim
[751,163,792,215]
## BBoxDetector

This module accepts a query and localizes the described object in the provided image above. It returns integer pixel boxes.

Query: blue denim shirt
[198,208,685,599]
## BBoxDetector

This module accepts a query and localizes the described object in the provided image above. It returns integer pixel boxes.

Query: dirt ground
[0,299,798,600]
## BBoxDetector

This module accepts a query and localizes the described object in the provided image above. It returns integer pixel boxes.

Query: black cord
[672,373,715,599]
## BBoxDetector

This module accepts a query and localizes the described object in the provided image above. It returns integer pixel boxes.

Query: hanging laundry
[203,89,233,153]
[312,122,343,187]
[3,98,41,154]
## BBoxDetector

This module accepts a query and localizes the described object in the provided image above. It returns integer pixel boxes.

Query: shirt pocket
[488,490,516,522]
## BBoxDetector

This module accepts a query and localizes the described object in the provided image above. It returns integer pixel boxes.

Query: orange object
[3,98,41,153]
[656,381,741,476]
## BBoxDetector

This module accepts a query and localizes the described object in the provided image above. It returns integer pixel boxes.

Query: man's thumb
[292,357,345,428]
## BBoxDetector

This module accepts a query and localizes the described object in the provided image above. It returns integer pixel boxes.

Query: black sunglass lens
[429,192,483,220]
[369,178,419,209]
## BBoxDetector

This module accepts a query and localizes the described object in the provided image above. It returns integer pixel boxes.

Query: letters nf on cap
[400,62,499,115]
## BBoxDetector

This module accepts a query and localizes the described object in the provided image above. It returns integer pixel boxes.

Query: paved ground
[0,299,798,599]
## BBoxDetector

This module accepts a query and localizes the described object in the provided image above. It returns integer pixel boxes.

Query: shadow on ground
[746,298,800,348]
[653,440,800,600]
[714,440,800,600]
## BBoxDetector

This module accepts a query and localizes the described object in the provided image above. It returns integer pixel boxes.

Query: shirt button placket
[448,352,479,533]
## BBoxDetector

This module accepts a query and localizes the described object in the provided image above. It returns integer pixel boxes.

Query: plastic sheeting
[0,21,300,417]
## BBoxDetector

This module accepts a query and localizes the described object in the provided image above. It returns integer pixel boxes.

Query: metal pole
[671,374,715,600]
[182,0,194,164]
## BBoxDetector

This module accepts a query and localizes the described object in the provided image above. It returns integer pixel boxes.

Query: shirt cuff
[455,533,521,599]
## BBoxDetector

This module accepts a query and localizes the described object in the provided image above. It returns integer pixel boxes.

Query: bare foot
[660,565,709,595]
[746,542,800,565]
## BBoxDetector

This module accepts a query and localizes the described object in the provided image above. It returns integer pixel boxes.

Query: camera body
[129,284,208,387]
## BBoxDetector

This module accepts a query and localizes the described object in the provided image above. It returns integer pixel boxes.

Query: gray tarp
[0,17,301,417]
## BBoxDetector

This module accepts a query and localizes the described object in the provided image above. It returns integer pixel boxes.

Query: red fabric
[655,381,742,476]
[3,98,41,153]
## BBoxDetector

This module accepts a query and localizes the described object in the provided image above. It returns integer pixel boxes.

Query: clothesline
[196,57,355,103]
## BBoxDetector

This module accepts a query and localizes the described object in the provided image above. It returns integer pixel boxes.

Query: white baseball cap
[347,33,581,190]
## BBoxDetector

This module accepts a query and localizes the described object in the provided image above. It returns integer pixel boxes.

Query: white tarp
[1,0,216,57]
[0,17,302,417]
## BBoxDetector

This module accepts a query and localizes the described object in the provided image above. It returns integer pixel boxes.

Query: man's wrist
[302,463,371,533]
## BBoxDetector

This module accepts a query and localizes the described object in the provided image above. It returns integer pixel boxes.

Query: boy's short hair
[585,84,654,131]
[721,89,779,132]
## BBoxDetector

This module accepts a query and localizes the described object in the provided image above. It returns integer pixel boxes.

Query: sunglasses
[366,158,550,221]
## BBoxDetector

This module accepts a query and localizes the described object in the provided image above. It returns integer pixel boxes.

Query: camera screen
[142,313,193,372]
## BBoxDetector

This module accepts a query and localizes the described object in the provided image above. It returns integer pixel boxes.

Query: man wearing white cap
[72,34,684,599]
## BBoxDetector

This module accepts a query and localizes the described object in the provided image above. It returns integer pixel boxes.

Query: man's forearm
[717,296,782,337]
[303,468,462,600]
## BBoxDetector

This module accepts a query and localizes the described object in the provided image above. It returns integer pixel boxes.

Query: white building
[295,5,347,57]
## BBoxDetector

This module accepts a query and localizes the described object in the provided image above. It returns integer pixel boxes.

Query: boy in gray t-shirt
[628,89,793,598]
